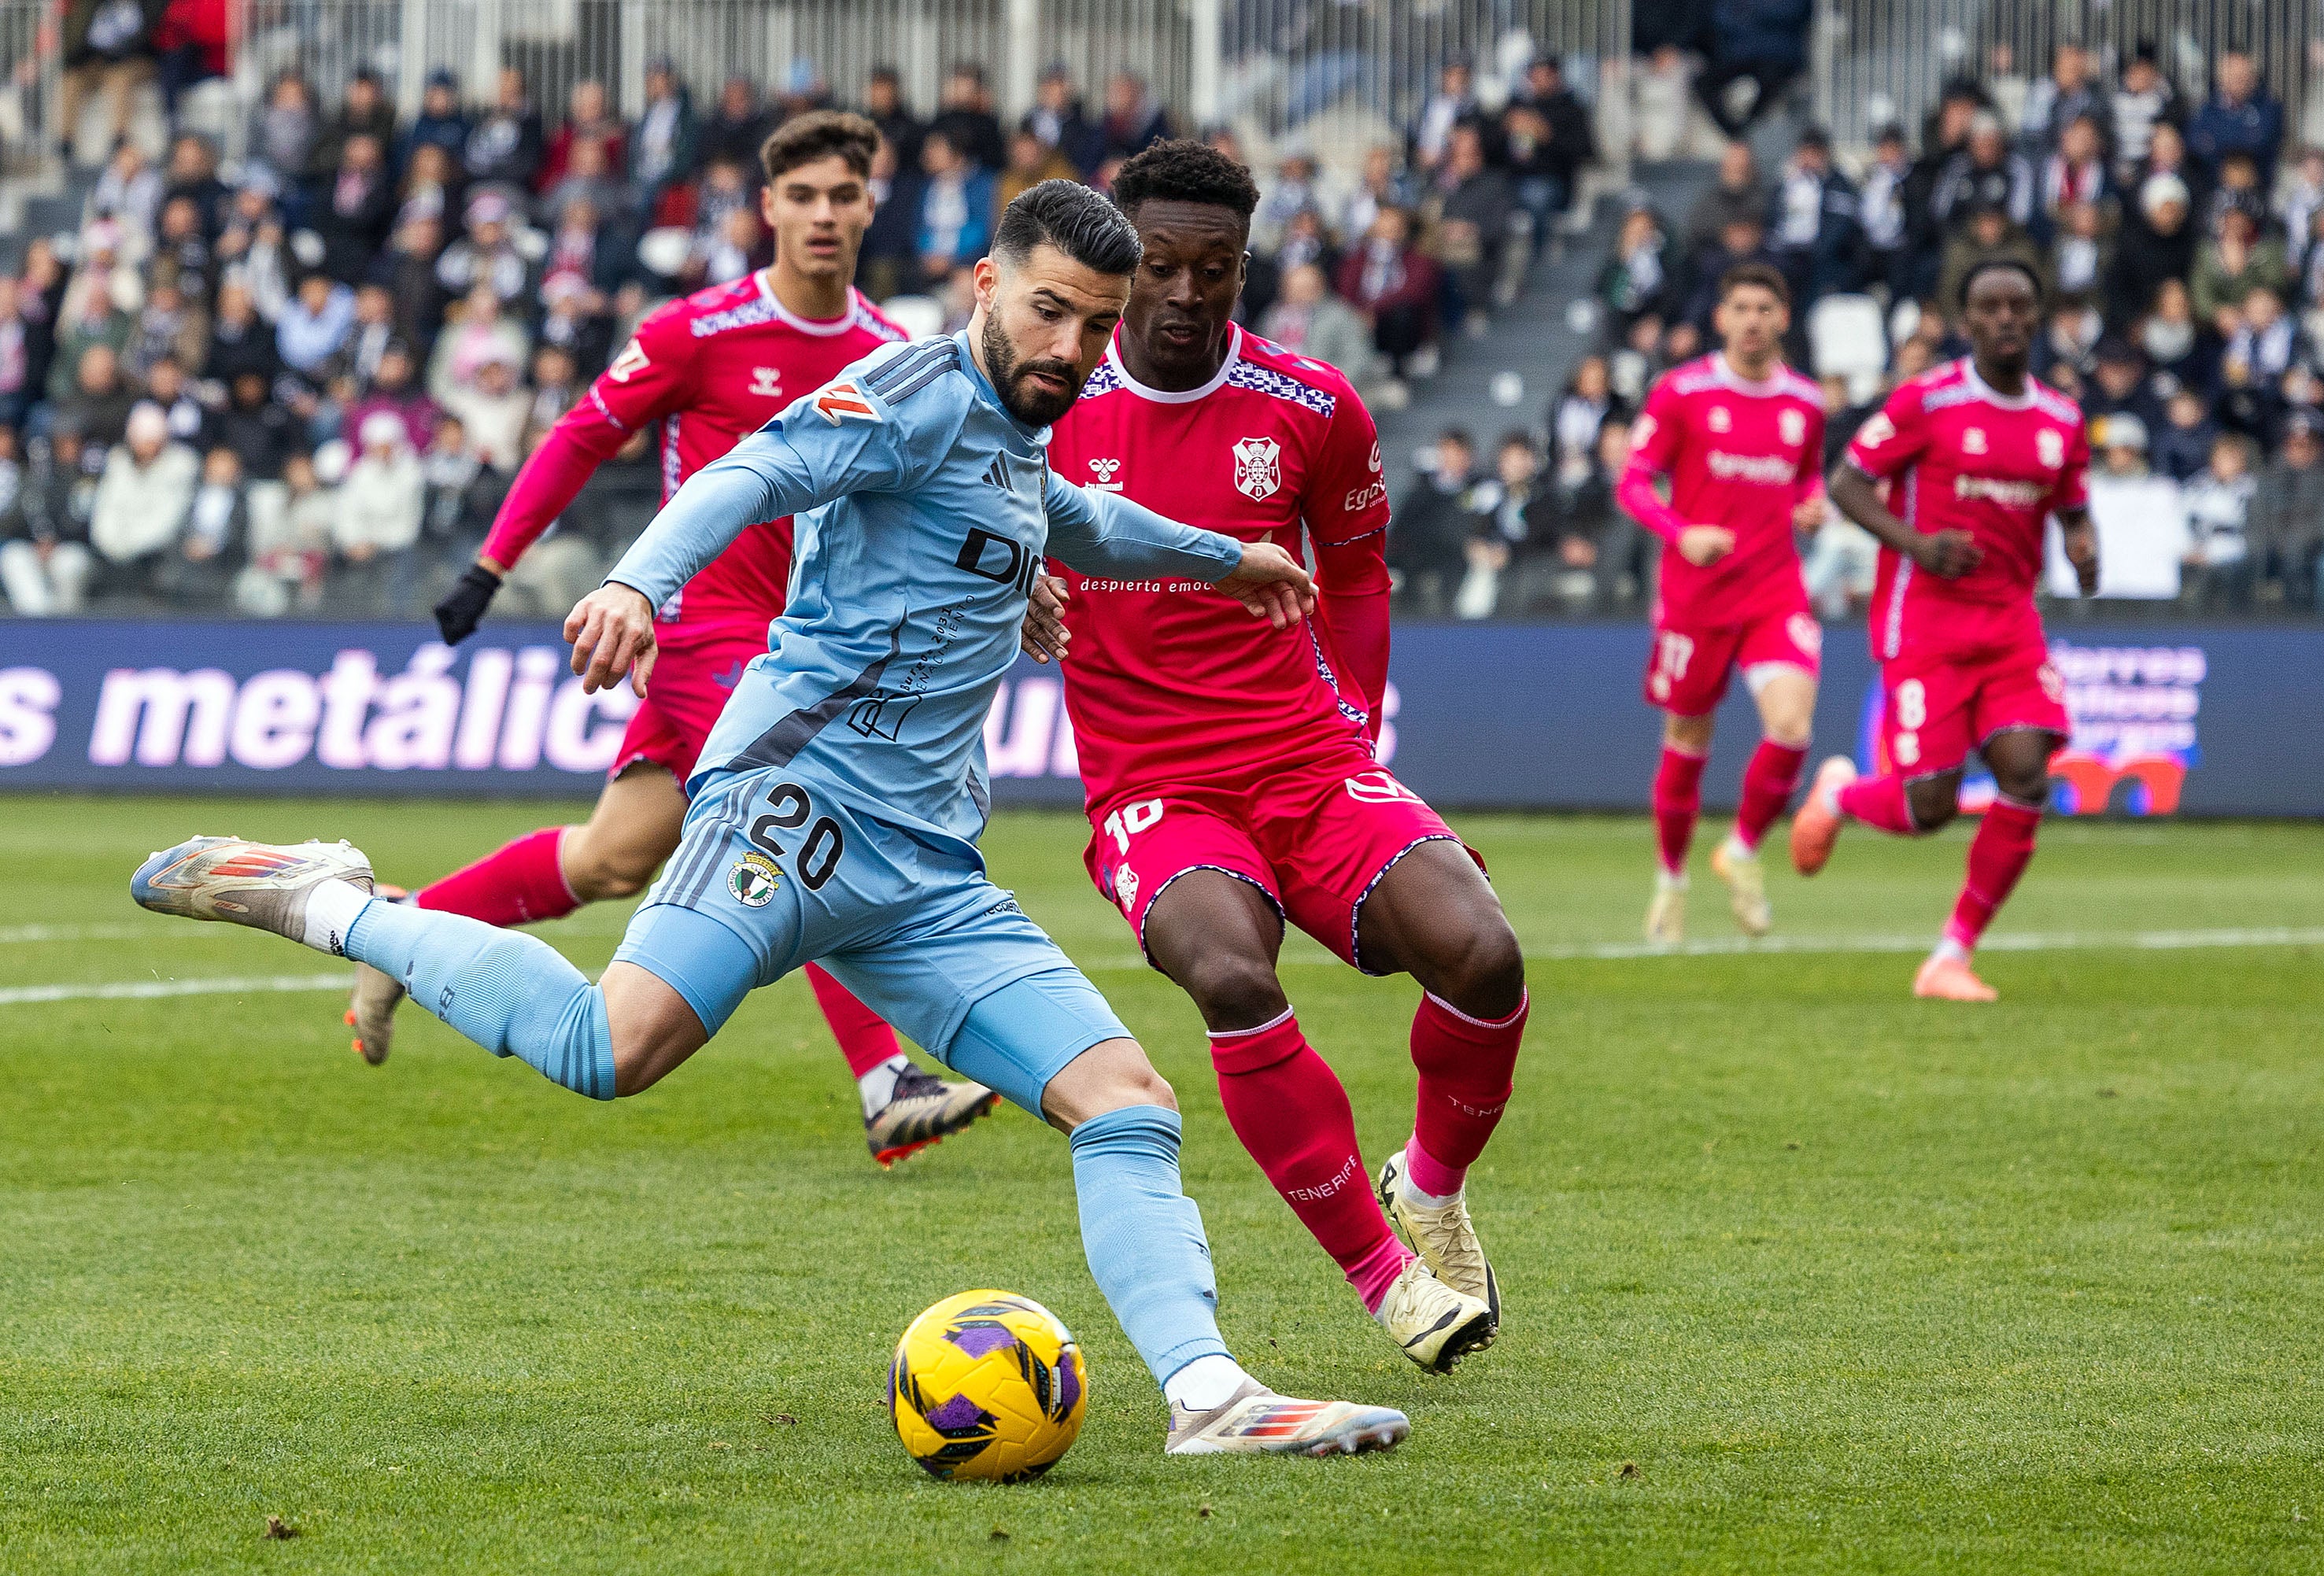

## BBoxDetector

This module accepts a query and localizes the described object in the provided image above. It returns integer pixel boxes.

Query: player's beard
[982,313,1082,427]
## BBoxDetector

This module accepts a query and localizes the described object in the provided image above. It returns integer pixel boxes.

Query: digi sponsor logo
[1707,451,1797,485]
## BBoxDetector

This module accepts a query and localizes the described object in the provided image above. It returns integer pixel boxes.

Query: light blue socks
[1068,1105,1233,1388]
[345,900,616,1099]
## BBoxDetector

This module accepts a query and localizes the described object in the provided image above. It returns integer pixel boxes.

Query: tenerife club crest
[1232,436,1282,501]
[1779,408,1806,446]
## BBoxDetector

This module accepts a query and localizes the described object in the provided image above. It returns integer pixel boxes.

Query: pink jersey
[481,273,904,627]
[1619,352,1825,626]
[1047,326,1392,806]
[1845,358,2089,658]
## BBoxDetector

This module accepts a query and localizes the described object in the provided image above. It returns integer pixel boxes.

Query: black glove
[433,563,503,644]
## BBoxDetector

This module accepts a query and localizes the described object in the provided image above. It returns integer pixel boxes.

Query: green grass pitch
[3,794,2321,1573]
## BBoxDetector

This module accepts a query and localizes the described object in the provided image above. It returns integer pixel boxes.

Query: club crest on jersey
[748,366,782,397]
[2038,428,2064,468]
[1232,436,1283,500]
[1963,426,1988,454]
[813,381,878,423]
[1779,408,1806,446]
[728,851,781,908]
[1787,613,1823,658]
[1708,406,1733,433]
[1087,457,1123,491]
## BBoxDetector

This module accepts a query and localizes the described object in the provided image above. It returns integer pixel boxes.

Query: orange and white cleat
[1913,954,1998,1002]
[1789,756,1858,876]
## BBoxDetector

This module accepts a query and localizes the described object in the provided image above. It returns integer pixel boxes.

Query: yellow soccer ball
[890,1290,1088,1482]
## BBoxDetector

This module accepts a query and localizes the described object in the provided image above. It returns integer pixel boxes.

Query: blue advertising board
[1,618,2318,816]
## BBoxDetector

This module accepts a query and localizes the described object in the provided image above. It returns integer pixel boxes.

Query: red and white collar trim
[1959,358,2038,411]
[1104,323,1242,404]
[753,271,859,337]
[1711,352,1789,397]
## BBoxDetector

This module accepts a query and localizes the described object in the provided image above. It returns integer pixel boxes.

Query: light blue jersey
[604,330,1247,1087]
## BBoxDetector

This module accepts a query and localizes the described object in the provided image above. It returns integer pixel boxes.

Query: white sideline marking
[0,923,165,943]
[0,973,349,1006]
[2,928,2318,1009]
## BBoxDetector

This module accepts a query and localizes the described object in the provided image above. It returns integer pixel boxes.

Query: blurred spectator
[541,79,627,194]
[246,71,320,190]
[1253,153,1325,257]
[1099,70,1170,164]
[700,76,771,172]
[2110,44,2178,183]
[2126,121,2204,220]
[1680,216,1776,335]
[1506,55,1593,227]
[545,136,634,229]
[2038,114,2110,227]
[1024,65,1103,177]
[2083,338,2165,434]
[1456,432,1554,618]
[276,271,354,377]
[319,132,396,282]
[154,0,230,116]
[1559,417,1648,613]
[1550,354,1622,471]
[2046,200,2112,308]
[441,348,529,471]
[0,426,97,614]
[2151,386,2219,482]
[90,138,164,244]
[1597,205,1672,327]
[1768,127,1860,308]
[914,131,996,288]
[932,64,1007,172]
[153,445,246,605]
[56,341,135,446]
[2188,51,2283,186]
[343,340,436,452]
[863,67,926,175]
[333,412,424,611]
[396,141,465,233]
[632,59,697,209]
[381,215,450,352]
[2228,285,2296,381]
[2193,199,2290,329]
[2109,175,2196,328]
[2096,412,2150,475]
[466,67,545,190]
[151,193,213,301]
[1697,0,1811,138]
[1897,90,1980,301]
[1389,426,1481,612]
[2279,147,2324,265]
[314,68,397,179]
[91,400,196,590]
[161,132,229,236]
[46,246,133,407]
[0,279,28,434]
[1000,128,1080,208]
[2254,412,2324,604]
[2021,43,2109,155]
[859,137,920,302]
[1413,60,1480,175]
[239,448,330,612]
[1938,202,2043,313]
[401,69,471,170]
[1341,145,1418,246]
[1424,124,1514,328]
[59,0,162,164]
[1337,206,1441,384]
[216,368,295,478]
[1686,142,1769,254]
[2203,150,2267,236]
[1933,113,2035,231]
[338,282,397,386]
[2180,432,2256,607]
[437,191,532,304]
[1258,262,1380,398]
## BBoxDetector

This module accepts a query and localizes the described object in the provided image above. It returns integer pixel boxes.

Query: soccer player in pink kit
[1792,259,2100,1000]
[1040,143,1525,1371]
[1616,263,1828,944]
[360,113,999,1163]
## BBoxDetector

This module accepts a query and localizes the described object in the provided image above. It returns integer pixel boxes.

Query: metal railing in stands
[1,0,1627,196]
[1813,0,2322,156]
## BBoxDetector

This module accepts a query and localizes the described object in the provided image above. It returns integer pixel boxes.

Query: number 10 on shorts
[1103,799,1165,853]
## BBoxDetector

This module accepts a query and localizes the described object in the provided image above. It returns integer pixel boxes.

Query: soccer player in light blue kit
[131,182,1412,1458]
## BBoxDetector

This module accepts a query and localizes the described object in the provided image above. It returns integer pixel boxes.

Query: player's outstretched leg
[1647,728,1709,945]
[808,963,999,1167]
[1144,874,1490,1374]
[940,974,1410,1456]
[1352,842,1526,1331]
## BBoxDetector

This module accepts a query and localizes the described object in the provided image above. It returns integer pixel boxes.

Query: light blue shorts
[611,765,1130,1114]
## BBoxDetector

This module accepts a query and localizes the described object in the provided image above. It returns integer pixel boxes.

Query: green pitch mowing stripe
[2,796,2320,1574]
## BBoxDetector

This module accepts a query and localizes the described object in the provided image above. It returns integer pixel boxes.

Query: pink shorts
[1084,757,1467,976]
[1643,601,1823,716]
[608,621,765,783]
[1878,633,2069,779]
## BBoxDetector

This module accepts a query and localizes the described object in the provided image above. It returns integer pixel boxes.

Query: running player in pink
[1039,143,1524,1372]
[358,113,999,1164]
[1616,262,1828,943]
[1793,258,2100,1000]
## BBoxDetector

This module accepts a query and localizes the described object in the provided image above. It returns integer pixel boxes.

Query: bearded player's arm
[1306,393,1395,740]
[434,307,702,643]
[570,364,933,694]
[1043,470,1315,629]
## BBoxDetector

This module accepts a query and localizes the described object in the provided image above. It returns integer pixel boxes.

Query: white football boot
[1710,836,1772,936]
[345,960,406,1065]
[131,836,374,952]
[1373,1257,1495,1372]
[1643,873,1686,947]
[1377,1148,1502,1334]
[1165,1378,1409,1457]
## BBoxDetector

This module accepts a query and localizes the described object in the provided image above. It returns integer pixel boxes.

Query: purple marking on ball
[1056,1353,1081,1415]
[925,1393,988,1431]
[945,1322,1018,1359]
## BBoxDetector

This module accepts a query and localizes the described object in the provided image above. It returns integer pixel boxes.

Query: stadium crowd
[1388,39,2324,621]
[0,6,1600,622]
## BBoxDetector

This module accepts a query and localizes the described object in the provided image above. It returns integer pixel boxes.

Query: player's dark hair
[1718,260,1790,306]
[1957,256,2043,308]
[1110,138,1261,227]
[992,179,1144,275]
[760,109,879,184]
